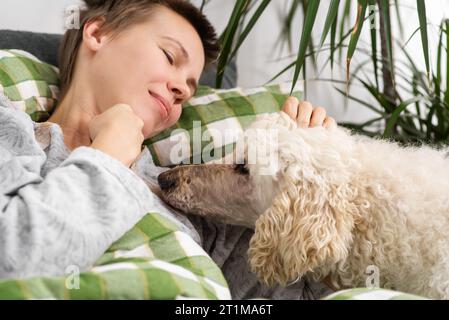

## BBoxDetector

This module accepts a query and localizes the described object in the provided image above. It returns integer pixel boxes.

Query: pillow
[0,30,62,67]
[0,49,59,122]
[0,49,303,167]
[146,83,303,166]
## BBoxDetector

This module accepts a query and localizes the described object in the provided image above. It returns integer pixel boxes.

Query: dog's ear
[248,177,358,286]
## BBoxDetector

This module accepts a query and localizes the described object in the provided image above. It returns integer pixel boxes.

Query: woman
[0,0,335,298]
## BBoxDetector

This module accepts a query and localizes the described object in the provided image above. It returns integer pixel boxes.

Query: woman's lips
[149,91,169,118]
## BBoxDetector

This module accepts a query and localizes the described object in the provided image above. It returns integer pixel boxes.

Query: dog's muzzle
[158,171,177,190]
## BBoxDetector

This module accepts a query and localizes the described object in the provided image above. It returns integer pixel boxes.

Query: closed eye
[162,49,174,65]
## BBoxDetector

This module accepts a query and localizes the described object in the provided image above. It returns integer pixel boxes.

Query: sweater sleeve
[0,102,156,280]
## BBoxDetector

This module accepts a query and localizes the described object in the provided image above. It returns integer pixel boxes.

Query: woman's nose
[168,79,189,101]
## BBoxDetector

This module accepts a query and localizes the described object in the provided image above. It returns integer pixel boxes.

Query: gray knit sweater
[0,93,331,299]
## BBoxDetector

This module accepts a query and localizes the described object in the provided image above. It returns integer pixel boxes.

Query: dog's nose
[158,172,177,190]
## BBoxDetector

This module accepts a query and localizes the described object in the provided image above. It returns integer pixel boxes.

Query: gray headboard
[0,29,237,89]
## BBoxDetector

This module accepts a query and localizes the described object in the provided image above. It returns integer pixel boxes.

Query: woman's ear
[82,17,108,52]
[248,177,357,286]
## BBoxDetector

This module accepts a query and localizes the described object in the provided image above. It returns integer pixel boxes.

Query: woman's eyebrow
[162,36,189,60]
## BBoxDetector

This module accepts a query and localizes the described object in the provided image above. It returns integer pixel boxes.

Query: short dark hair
[58,0,220,98]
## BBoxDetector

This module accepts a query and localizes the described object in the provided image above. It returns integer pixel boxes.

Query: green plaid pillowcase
[0,49,59,122]
[145,83,303,166]
[0,212,230,300]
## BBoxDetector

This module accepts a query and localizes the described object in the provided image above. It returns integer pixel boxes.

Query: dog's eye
[234,163,249,174]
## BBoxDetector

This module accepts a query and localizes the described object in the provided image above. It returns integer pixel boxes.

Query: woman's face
[85,6,205,138]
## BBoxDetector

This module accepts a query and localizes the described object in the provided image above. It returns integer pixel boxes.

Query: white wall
[1,0,449,123]
[0,0,81,33]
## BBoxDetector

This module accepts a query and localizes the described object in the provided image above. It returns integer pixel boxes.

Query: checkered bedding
[0,49,59,122]
[0,212,230,300]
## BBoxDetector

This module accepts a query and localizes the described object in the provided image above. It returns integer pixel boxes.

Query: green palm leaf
[416,0,430,80]
[216,0,248,88]
[346,0,368,88]
[290,0,320,95]
[228,0,271,61]
[318,0,341,51]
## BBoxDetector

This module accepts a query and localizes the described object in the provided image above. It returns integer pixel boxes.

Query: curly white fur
[247,111,449,299]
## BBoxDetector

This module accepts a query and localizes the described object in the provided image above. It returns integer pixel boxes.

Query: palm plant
[204,0,449,145]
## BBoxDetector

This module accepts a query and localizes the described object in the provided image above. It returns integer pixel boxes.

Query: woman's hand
[282,97,337,129]
[89,104,145,167]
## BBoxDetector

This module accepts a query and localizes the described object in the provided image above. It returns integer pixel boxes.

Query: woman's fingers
[323,116,337,129]
[282,97,337,129]
[282,96,299,119]
[296,101,314,128]
[310,106,327,127]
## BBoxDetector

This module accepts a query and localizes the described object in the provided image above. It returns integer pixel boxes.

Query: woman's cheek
[168,104,183,127]
[144,104,183,138]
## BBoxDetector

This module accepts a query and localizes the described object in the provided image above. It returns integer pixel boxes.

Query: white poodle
[158,111,449,299]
